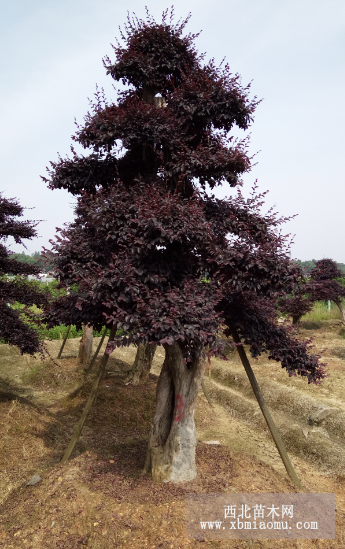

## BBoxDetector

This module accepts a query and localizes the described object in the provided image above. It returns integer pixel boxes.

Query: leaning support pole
[57,325,71,359]
[61,325,117,464]
[84,325,108,377]
[66,327,110,400]
[230,326,304,491]
[201,379,213,408]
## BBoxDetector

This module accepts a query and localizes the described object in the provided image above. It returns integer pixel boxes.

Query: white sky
[1,0,344,261]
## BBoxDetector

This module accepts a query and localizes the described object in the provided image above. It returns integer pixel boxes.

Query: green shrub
[41,324,111,340]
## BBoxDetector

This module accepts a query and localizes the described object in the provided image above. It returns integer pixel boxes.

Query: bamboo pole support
[201,379,214,408]
[57,325,71,359]
[61,325,117,464]
[230,326,304,491]
[84,325,108,376]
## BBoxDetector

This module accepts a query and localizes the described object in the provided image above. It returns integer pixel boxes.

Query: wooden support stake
[61,325,117,464]
[66,327,110,400]
[57,325,71,359]
[84,325,108,377]
[230,326,304,491]
[201,379,214,408]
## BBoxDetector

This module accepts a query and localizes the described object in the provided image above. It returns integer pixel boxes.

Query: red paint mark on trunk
[174,394,184,422]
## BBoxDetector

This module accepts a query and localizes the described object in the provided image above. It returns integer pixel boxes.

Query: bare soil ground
[0,323,345,549]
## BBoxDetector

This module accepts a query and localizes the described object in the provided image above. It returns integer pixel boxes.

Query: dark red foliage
[106,10,199,92]
[222,293,326,384]
[43,11,325,383]
[42,11,256,198]
[0,193,48,354]
[279,258,345,323]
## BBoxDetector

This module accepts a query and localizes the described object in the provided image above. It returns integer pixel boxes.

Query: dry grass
[21,358,83,390]
[0,398,65,507]
[201,320,345,477]
[2,377,342,549]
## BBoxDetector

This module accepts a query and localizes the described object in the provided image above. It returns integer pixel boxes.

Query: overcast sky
[1,0,344,261]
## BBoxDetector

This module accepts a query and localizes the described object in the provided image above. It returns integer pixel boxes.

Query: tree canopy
[43,11,256,198]
[43,9,326,380]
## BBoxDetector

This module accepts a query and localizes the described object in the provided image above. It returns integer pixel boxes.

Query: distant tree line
[11,251,52,273]
[295,259,345,275]
[11,253,345,278]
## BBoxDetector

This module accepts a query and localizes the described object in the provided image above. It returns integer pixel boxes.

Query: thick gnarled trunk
[125,343,157,385]
[78,324,93,367]
[143,342,205,483]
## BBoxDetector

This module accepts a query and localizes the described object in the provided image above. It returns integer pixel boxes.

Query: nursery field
[0,320,345,548]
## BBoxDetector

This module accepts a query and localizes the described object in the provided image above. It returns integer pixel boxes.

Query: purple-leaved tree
[0,193,48,354]
[279,258,345,324]
[43,10,326,482]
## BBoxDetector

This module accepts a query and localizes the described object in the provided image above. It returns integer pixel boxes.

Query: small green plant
[21,362,48,386]
[40,324,112,340]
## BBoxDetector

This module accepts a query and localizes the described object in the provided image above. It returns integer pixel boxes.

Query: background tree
[0,193,48,354]
[43,10,326,482]
[11,251,53,273]
[279,258,345,323]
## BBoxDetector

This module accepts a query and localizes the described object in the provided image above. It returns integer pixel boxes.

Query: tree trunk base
[143,342,204,483]
[78,325,93,367]
[125,343,157,385]
[151,415,197,482]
